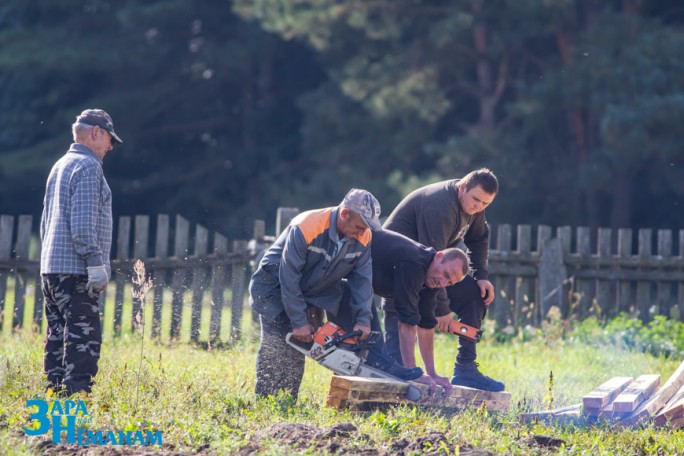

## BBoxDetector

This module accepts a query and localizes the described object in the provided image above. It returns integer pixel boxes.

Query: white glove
[86,265,109,296]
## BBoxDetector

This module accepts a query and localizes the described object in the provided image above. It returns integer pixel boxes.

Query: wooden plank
[12,215,31,329]
[0,215,14,332]
[515,225,533,324]
[656,230,672,318]
[131,215,149,331]
[190,225,209,342]
[636,229,652,322]
[596,228,613,317]
[520,403,582,423]
[654,386,684,426]
[492,224,512,328]
[113,216,130,335]
[170,215,189,340]
[612,375,661,413]
[229,240,248,343]
[582,376,633,411]
[152,214,169,338]
[209,233,228,343]
[576,227,593,316]
[330,375,408,394]
[622,359,684,425]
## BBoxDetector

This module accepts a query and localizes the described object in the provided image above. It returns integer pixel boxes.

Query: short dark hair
[441,248,470,276]
[461,168,498,195]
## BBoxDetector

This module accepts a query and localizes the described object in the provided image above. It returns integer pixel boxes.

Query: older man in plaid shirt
[40,109,122,396]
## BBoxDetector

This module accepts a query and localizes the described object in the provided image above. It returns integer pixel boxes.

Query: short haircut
[72,122,93,141]
[441,248,470,276]
[461,168,498,195]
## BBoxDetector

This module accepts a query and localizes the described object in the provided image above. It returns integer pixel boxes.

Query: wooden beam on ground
[326,375,510,412]
[582,377,633,413]
[654,382,684,426]
[622,360,684,426]
[520,404,582,425]
[612,375,661,413]
[442,385,511,412]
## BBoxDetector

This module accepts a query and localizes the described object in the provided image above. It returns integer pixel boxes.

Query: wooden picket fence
[0,213,268,344]
[488,224,684,327]
[1,210,684,341]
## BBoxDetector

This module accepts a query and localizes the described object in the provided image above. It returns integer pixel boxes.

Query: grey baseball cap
[340,188,382,231]
[76,109,123,144]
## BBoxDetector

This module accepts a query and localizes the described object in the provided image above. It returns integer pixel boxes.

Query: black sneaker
[450,362,505,392]
[382,362,424,381]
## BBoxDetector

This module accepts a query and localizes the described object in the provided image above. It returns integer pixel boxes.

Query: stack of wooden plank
[326,375,511,412]
[520,360,684,427]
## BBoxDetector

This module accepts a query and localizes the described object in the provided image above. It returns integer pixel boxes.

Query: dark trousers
[255,297,389,400]
[42,274,102,395]
[385,274,486,366]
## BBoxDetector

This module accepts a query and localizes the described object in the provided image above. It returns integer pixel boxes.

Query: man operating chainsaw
[383,168,505,392]
[249,189,421,400]
[362,229,469,393]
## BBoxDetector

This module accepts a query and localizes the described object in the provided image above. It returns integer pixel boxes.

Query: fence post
[132,215,149,331]
[515,225,532,325]
[12,215,31,329]
[190,224,209,343]
[250,220,266,330]
[113,216,131,335]
[492,224,512,328]
[539,237,566,319]
[597,228,613,317]
[0,216,14,331]
[209,233,228,343]
[170,215,190,340]
[276,207,299,236]
[33,238,44,328]
[636,229,652,322]
[152,214,169,338]
[657,229,672,318]
[616,228,633,315]
[576,227,593,317]
[230,240,248,343]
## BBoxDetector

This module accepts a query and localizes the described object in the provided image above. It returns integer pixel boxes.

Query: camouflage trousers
[41,274,102,395]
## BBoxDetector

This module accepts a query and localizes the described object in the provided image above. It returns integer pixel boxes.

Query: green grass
[2,310,684,455]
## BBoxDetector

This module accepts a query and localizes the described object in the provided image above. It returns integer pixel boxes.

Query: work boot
[450,362,505,392]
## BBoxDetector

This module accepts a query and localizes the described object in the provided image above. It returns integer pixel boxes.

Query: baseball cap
[340,188,382,230]
[76,109,123,144]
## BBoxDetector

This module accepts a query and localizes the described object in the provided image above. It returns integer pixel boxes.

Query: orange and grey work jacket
[249,207,373,329]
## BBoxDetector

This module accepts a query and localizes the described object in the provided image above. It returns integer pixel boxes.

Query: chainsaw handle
[322,329,363,349]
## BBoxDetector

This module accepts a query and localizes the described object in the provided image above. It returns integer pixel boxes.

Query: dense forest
[1,0,683,237]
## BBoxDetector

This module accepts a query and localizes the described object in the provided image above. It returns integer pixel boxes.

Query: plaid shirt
[40,143,112,276]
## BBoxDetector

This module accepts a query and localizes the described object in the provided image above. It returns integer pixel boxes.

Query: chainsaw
[286,322,421,401]
[437,320,482,343]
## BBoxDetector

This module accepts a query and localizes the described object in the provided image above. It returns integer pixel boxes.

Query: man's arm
[398,321,418,368]
[70,165,106,267]
[278,226,312,331]
[464,214,495,305]
[417,327,452,393]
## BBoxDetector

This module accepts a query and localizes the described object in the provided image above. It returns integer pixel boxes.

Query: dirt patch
[256,422,492,455]
[33,438,213,456]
